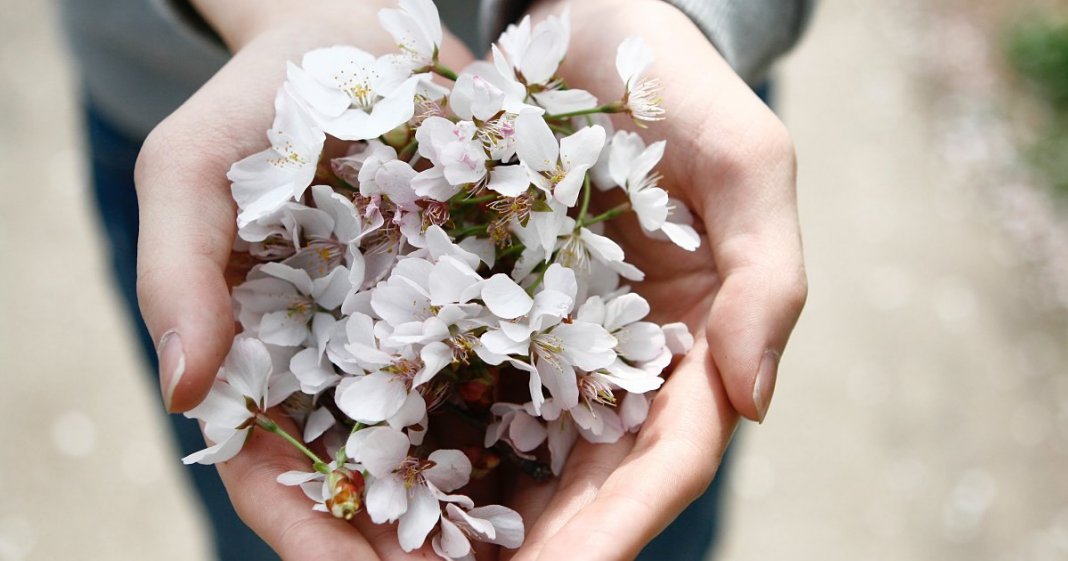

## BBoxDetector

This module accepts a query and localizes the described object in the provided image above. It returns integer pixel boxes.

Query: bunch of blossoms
[182,0,701,557]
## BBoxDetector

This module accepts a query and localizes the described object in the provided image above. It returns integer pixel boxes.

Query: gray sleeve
[481,0,814,84]
[664,0,814,83]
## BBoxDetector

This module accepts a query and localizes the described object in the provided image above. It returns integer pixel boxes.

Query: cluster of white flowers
[183,0,700,557]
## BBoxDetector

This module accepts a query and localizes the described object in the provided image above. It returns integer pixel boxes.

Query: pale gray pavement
[0,1,1065,561]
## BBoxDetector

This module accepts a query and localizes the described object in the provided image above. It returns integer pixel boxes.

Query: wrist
[188,0,396,51]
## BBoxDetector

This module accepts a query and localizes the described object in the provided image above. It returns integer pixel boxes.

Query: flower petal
[481,274,533,320]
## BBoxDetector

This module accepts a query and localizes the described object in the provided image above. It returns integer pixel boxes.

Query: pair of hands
[134,0,806,559]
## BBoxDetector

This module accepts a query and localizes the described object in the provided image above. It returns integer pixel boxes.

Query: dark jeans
[85,94,750,559]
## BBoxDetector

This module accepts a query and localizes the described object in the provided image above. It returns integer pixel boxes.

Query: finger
[134,36,302,413]
[528,338,737,561]
[697,120,807,422]
[216,414,382,561]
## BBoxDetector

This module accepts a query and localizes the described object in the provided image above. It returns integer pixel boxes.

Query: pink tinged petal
[619,392,651,432]
[631,186,670,232]
[481,274,533,319]
[398,485,441,552]
[258,310,311,347]
[425,449,473,492]
[559,125,606,172]
[660,221,701,251]
[223,338,273,401]
[346,426,410,478]
[434,516,473,559]
[415,116,456,163]
[366,475,409,523]
[662,322,695,354]
[537,356,579,409]
[552,322,618,371]
[604,293,651,331]
[515,109,558,172]
[181,429,248,465]
[578,405,624,443]
[465,505,525,548]
[412,166,460,202]
[615,36,654,88]
[615,322,666,362]
[414,341,452,387]
[546,417,578,475]
[486,165,531,197]
[509,411,547,452]
[446,504,496,539]
[336,371,410,424]
[303,406,336,442]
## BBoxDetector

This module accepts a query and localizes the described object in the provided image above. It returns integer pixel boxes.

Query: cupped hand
[501,1,807,559]
[133,4,479,559]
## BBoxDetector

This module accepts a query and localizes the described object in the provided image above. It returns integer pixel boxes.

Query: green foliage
[1006,19,1068,196]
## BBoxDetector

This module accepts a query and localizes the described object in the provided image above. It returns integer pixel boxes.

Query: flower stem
[454,193,497,206]
[431,63,459,82]
[449,223,488,240]
[582,202,631,227]
[255,413,328,472]
[546,102,623,121]
[576,173,592,226]
[398,139,419,162]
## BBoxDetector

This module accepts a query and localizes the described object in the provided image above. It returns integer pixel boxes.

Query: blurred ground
[0,1,1065,561]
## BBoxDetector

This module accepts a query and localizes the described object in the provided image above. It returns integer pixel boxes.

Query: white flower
[379,0,443,69]
[346,427,473,551]
[485,402,546,455]
[605,131,700,250]
[616,36,665,123]
[229,88,325,227]
[233,262,351,347]
[434,503,525,559]
[557,226,644,281]
[287,46,420,140]
[515,109,605,207]
[493,8,571,87]
[182,338,274,465]
[415,116,530,199]
[540,397,624,475]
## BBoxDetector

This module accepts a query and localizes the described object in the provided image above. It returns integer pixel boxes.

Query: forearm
[185,0,397,50]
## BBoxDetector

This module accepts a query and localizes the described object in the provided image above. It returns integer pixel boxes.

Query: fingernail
[753,349,780,423]
[157,330,186,413]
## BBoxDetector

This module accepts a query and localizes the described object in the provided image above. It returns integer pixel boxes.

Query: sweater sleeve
[480,0,815,84]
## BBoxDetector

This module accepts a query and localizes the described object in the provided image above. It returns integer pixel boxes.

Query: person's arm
[481,0,814,83]
[505,1,806,559]
[134,4,477,558]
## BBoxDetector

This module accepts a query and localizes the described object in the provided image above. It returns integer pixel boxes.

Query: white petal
[365,475,409,523]
[619,392,651,432]
[559,125,606,172]
[615,322,665,363]
[346,426,410,478]
[223,337,273,401]
[181,429,248,465]
[434,516,472,559]
[258,310,311,347]
[615,36,654,88]
[486,165,531,197]
[660,221,701,251]
[336,372,409,424]
[414,341,452,387]
[398,485,440,552]
[533,89,598,114]
[553,322,618,371]
[509,412,547,452]
[515,109,558,172]
[662,322,695,354]
[546,417,578,475]
[303,407,336,442]
[425,449,472,492]
[604,293,651,331]
[465,505,525,548]
[536,355,578,409]
[481,274,534,320]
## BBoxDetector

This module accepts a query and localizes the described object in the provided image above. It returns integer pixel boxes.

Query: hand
[502,1,807,559]
[133,3,478,558]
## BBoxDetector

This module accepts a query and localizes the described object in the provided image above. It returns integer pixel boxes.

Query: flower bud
[325,470,366,521]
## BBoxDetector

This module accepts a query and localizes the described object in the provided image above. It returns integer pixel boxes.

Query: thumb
[134,124,238,413]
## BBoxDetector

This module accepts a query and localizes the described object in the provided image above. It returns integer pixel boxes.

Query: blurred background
[1,0,1067,560]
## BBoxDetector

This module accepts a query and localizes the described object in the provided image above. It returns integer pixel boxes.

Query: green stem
[546,102,623,121]
[499,243,526,259]
[431,62,459,81]
[525,262,550,294]
[582,202,632,228]
[576,173,592,226]
[255,413,328,473]
[454,193,497,206]
[449,223,488,239]
[548,123,575,135]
